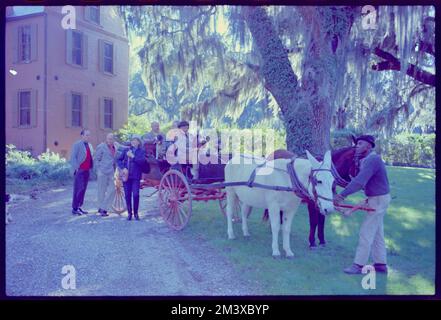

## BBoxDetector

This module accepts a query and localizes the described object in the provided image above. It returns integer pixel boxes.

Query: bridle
[309,166,335,204]
[287,157,334,207]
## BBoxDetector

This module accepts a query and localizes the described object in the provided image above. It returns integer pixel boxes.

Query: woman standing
[117,135,146,221]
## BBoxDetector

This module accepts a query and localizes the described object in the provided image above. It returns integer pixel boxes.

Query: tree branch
[372,47,435,86]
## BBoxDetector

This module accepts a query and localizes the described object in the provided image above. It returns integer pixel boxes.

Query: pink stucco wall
[5,14,46,155]
[5,6,129,158]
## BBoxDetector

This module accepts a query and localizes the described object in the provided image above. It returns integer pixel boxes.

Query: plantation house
[5,6,129,158]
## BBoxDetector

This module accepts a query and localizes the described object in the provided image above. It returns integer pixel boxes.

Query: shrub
[330,131,435,168]
[6,145,39,179]
[331,128,362,149]
[6,145,72,181]
[380,133,435,168]
[36,150,71,181]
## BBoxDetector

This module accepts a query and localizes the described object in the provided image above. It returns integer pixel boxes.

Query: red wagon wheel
[159,169,192,230]
[219,194,243,223]
[112,171,126,214]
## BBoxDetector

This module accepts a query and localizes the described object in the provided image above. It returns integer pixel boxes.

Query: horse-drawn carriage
[112,139,242,230]
[111,138,374,236]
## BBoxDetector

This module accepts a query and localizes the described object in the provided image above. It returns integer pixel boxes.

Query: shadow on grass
[180,166,435,295]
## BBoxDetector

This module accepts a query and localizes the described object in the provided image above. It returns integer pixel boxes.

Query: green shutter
[30,24,38,62]
[65,92,72,128]
[12,91,19,128]
[82,94,88,128]
[112,43,117,75]
[66,29,73,65]
[82,33,88,68]
[99,97,105,130]
[31,89,38,127]
[12,27,19,63]
[84,7,91,22]
[98,39,104,72]
[112,100,116,130]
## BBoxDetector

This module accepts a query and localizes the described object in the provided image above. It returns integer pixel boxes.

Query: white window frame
[103,42,114,74]
[19,90,32,127]
[103,98,114,130]
[71,92,83,128]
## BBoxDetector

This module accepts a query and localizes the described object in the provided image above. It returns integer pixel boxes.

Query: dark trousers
[72,169,90,210]
[123,178,141,215]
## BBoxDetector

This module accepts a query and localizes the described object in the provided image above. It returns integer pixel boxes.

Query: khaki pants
[97,172,116,212]
[354,193,391,266]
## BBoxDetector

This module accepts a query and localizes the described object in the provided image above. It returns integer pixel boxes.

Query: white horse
[224,150,335,258]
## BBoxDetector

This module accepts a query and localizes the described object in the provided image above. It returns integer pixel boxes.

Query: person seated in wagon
[142,121,166,159]
[166,120,198,178]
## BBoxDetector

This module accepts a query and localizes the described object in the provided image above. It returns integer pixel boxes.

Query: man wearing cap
[335,135,391,274]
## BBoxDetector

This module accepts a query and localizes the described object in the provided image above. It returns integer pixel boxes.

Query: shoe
[343,263,363,274]
[127,213,132,221]
[374,263,388,273]
[101,210,109,217]
[72,209,82,215]
[134,212,140,220]
[309,244,318,250]
[319,242,326,248]
[78,208,89,214]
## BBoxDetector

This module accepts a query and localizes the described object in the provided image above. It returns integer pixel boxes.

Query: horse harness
[242,155,334,204]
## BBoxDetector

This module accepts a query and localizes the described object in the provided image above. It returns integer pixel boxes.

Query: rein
[287,157,334,203]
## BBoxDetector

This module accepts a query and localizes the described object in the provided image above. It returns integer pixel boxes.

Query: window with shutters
[72,31,83,66]
[104,98,113,129]
[19,25,31,62]
[89,6,100,24]
[104,42,114,74]
[71,93,82,127]
[19,91,31,126]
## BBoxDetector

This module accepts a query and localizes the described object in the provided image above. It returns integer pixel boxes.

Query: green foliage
[379,133,435,168]
[331,128,362,149]
[6,145,39,179]
[114,114,152,142]
[331,131,435,168]
[36,150,71,181]
[115,114,177,144]
[6,145,71,181]
[6,144,36,167]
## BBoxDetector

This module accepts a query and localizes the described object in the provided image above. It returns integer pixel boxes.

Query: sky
[7,6,44,17]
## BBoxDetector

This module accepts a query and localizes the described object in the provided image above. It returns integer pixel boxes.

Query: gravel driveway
[6,181,262,296]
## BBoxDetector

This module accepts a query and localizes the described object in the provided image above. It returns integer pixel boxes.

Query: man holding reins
[335,135,391,275]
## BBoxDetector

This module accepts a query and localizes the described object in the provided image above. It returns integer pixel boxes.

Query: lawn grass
[180,166,436,295]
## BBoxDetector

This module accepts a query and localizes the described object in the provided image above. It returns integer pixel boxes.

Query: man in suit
[94,133,119,217]
[70,129,94,215]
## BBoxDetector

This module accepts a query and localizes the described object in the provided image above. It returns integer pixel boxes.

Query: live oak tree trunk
[243,6,314,155]
[244,6,353,156]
